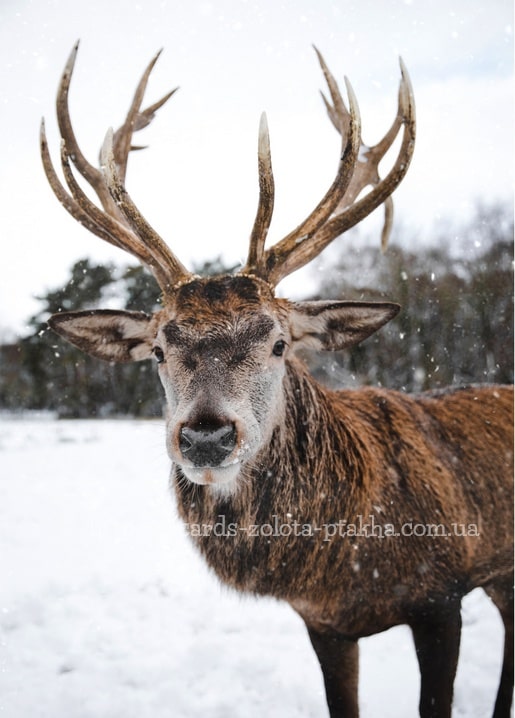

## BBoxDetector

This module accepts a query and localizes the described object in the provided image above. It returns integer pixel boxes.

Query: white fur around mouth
[178,462,241,491]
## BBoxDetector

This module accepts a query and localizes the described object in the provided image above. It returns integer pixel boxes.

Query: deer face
[49,274,398,491]
[155,276,288,489]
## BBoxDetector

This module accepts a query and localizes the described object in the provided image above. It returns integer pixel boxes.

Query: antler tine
[111,49,179,185]
[315,46,351,134]
[56,41,104,195]
[245,112,275,276]
[101,129,191,295]
[262,54,416,286]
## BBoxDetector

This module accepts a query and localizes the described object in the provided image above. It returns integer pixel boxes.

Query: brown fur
[175,362,513,637]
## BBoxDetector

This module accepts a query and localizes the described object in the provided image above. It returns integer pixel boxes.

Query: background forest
[1,203,512,418]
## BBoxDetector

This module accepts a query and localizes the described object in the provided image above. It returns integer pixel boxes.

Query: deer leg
[409,601,462,718]
[306,625,359,718]
[484,578,514,718]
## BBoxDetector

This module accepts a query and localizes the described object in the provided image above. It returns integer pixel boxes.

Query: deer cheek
[159,374,181,415]
[247,367,285,437]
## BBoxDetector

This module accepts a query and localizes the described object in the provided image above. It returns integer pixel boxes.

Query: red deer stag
[42,43,513,718]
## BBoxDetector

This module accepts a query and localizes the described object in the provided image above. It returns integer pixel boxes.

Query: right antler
[40,42,192,297]
[242,49,416,287]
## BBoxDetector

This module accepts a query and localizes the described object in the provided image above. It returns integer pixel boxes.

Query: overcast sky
[1,0,512,336]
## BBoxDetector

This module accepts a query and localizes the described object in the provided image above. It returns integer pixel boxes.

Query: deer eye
[272,340,287,357]
[153,346,165,364]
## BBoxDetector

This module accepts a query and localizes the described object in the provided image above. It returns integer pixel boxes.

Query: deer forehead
[161,314,278,354]
[172,275,275,307]
[155,276,287,354]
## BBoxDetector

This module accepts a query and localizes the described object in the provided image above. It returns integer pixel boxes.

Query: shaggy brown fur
[174,364,513,638]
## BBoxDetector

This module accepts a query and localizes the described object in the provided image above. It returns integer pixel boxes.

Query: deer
[41,43,513,718]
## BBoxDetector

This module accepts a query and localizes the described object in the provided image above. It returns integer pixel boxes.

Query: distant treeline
[0,205,512,417]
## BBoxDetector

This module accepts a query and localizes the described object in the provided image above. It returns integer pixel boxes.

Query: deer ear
[289,301,399,351]
[48,309,155,363]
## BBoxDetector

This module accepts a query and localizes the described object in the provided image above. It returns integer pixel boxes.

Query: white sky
[0,0,513,336]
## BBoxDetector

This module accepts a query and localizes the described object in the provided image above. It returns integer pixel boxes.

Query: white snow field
[0,416,507,717]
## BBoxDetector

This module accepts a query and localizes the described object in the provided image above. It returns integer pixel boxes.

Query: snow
[0,416,507,717]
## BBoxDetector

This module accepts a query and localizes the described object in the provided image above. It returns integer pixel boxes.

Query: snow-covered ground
[0,416,506,717]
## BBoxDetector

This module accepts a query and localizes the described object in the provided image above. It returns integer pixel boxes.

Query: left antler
[40,42,192,296]
[241,49,416,287]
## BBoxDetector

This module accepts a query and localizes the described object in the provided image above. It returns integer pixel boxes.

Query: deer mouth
[176,461,242,491]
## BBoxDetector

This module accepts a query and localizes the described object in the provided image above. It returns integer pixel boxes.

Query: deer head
[42,43,415,490]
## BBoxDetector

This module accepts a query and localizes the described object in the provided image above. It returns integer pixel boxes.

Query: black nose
[179,422,237,467]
